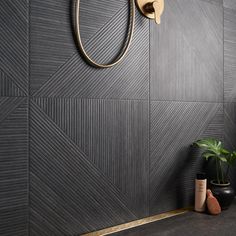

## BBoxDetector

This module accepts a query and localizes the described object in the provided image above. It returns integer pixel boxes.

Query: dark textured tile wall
[224,5,236,103]
[29,0,149,234]
[30,0,149,99]
[148,0,225,215]
[0,98,28,236]
[150,101,224,214]
[224,0,236,10]
[0,0,29,96]
[0,0,235,235]
[224,1,236,189]
[30,98,148,235]
[150,0,223,102]
[0,0,29,235]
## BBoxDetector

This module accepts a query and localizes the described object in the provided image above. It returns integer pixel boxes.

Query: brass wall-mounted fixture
[136,0,164,24]
[74,0,165,68]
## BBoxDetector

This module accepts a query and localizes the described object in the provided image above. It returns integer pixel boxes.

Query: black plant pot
[210,181,235,210]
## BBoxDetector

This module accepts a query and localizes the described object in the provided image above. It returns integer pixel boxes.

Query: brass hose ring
[75,0,135,68]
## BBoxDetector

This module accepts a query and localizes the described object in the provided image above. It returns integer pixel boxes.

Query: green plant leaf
[202,152,215,160]
[219,157,227,162]
[221,148,230,155]
[228,152,236,166]
[193,138,236,183]
[194,138,222,156]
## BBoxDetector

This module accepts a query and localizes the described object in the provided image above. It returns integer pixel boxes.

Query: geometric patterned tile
[224,103,236,150]
[0,97,28,236]
[0,0,28,96]
[224,102,236,191]
[32,98,149,218]
[0,70,25,97]
[0,0,233,235]
[30,99,148,235]
[30,0,149,100]
[224,0,236,10]
[150,101,223,214]
[0,97,26,123]
[203,0,223,5]
[224,7,236,102]
[224,1,236,191]
[151,0,223,102]
[30,0,127,94]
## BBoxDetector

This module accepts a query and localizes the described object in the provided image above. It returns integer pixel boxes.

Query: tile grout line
[29,96,225,104]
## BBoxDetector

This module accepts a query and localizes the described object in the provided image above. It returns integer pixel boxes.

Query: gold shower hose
[75,0,135,68]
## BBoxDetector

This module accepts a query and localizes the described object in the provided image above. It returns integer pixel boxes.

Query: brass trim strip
[81,207,192,236]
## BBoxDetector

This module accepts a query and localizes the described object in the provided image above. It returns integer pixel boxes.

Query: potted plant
[194,138,236,209]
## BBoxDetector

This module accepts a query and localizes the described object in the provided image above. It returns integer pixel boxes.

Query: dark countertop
[111,201,236,236]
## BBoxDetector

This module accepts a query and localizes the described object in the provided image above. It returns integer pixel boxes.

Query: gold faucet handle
[153,0,164,24]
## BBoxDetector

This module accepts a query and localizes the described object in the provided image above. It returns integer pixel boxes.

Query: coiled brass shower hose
[75,0,135,68]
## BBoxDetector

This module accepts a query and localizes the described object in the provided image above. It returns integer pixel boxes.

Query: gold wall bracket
[136,0,164,24]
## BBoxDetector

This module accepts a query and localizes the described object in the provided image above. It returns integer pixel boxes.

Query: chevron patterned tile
[151,0,223,102]
[30,99,149,235]
[150,101,223,215]
[0,97,28,236]
[30,1,149,99]
[224,7,236,102]
[0,0,28,96]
